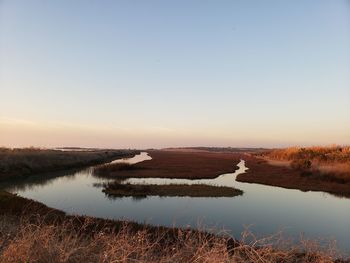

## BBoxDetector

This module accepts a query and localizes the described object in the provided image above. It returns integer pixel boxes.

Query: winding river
[2,152,350,252]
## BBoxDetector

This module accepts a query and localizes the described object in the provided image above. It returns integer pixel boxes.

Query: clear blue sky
[1,0,349,148]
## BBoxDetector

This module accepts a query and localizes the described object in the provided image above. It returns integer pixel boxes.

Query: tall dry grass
[262,146,350,164]
[0,214,346,263]
[259,146,350,183]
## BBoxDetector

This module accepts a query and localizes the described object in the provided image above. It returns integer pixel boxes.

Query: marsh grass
[102,182,244,198]
[258,146,350,183]
[260,146,350,164]
[95,150,243,180]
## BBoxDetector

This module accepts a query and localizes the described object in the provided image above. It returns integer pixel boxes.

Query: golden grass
[258,146,350,184]
[0,214,346,263]
[261,146,350,164]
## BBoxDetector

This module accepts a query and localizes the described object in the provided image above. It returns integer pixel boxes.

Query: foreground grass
[0,190,347,263]
[102,182,243,198]
[0,147,139,182]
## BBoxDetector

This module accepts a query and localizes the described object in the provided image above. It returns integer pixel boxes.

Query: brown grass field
[93,150,243,179]
[0,190,347,263]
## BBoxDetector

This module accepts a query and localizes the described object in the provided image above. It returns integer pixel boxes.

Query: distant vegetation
[102,182,243,198]
[0,147,139,182]
[0,190,345,263]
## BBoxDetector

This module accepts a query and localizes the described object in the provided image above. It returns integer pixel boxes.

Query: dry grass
[0,214,347,263]
[245,146,350,194]
[260,146,350,164]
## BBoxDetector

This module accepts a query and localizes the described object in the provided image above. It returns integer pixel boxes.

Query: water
[2,152,350,252]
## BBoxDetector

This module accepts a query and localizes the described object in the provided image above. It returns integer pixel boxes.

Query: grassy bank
[0,190,346,263]
[0,147,139,182]
[236,146,350,198]
[93,150,242,179]
[259,146,350,182]
[102,182,243,198]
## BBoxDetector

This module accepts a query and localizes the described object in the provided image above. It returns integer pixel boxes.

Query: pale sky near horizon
[1,0,350,149]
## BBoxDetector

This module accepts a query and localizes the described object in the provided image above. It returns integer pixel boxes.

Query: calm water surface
[2,152,350,252]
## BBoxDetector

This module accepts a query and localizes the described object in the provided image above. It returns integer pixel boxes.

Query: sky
[0,0,349,149]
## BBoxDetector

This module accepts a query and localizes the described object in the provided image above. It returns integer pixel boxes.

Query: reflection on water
[1,169,83,193]
[1,152,350,252]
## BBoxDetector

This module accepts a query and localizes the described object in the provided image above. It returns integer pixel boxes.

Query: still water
[2,152,350,252]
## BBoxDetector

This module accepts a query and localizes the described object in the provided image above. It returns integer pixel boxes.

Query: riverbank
[102,182,243,198]
[236,154,350,198]
[93,150,243,179]
[0,190,346,262]
[0,148,139,182]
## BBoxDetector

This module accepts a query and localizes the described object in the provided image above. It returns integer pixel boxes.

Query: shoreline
[0,148,139,182]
